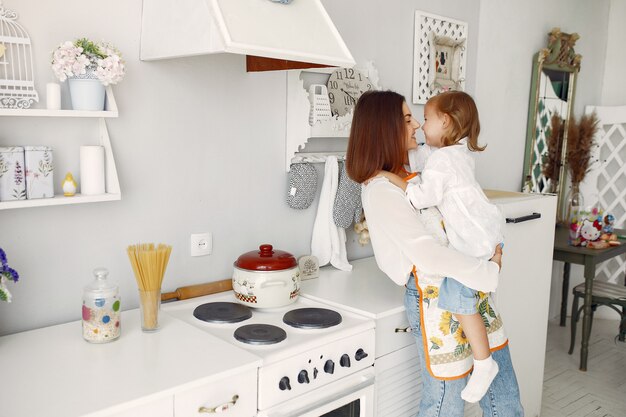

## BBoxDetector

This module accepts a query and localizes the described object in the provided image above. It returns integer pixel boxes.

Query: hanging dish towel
[311,156,352,271]
[333,161,362,228]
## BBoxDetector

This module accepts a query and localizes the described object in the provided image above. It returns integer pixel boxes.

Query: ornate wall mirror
[522,28,581,217]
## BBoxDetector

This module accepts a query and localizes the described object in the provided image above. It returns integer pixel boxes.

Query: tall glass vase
[564,183,584,226]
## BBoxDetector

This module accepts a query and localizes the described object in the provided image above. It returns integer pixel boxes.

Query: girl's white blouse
[361,176,499,291]
[405,139,505,259]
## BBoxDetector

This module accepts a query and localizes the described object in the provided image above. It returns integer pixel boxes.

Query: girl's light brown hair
[427,90,485,151]
[346,90,407,184]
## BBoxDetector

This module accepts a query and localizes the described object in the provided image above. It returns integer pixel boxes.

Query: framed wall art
[413,11,467,104]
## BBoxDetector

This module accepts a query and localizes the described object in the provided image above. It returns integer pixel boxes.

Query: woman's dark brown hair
[427,90,485,151]
[346,90,407,183]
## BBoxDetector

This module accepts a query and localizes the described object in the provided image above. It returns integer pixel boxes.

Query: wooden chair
[569,280,626,354]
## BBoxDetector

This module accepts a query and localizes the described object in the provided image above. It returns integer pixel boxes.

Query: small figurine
[62,172,77,196]
[603,213,615,234]
[578,218,602,247]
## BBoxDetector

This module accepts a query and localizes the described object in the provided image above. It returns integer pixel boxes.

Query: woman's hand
[490,244,503,271]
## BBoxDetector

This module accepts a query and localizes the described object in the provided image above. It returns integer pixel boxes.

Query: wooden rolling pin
[161,279,232,301]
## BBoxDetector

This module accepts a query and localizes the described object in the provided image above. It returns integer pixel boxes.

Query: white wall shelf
[285,64,380,171]
[0,86,121,210]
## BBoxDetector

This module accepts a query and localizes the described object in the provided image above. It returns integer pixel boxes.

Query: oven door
[258,368,375,417]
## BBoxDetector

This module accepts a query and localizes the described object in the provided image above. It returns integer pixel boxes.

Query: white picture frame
[413,11,468,104]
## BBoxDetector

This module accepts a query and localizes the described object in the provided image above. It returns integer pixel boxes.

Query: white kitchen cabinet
[374,343,421,417]
[174,369,257,417]
[303,190,557,417]
[0,86,121,210]
[104,368,257,417]
[487,191,557,417]
[102,396,174,417]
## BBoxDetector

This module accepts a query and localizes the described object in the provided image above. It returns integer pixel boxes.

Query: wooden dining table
[553,225,626,371]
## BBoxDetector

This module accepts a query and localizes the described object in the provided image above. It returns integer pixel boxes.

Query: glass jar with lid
[82,268,121,343]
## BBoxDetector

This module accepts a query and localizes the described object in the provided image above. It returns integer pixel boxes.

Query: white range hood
[140,0,355,68]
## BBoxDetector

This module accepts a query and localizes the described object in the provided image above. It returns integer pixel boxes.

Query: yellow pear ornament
[62,172,77,196]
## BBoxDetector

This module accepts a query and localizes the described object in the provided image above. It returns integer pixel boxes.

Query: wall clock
[326,68,372,117]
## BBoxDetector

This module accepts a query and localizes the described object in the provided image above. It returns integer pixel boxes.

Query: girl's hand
[490,244,503,271]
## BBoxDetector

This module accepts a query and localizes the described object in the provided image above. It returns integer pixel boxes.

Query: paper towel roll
[80,146,105,195]
[46,83,61,110]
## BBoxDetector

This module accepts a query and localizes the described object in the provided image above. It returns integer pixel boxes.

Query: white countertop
[484,189,550,204]
[0,256,404,416]
[0,309,261,417]
[300,257,406,319]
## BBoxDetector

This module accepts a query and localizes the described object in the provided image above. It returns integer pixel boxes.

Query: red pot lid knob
[234,244,297,271]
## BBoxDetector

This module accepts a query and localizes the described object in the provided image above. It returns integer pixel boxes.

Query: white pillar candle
[46,82,61,110]
[80,146,105,195]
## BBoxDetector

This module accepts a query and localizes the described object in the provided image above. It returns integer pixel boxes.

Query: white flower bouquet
[51,38,125,86]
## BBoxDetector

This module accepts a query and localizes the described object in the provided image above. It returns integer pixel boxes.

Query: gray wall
[474,0,610,192]
[0,0,616,335]
[601,0,626,105]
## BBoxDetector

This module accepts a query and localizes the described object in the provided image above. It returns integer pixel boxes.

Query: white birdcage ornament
[0,1,38,109]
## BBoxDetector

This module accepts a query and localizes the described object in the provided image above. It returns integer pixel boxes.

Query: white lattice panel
[583,105,626,284]
[413,11,467,104]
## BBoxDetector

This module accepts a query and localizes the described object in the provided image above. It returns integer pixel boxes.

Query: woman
[346,90,523,416]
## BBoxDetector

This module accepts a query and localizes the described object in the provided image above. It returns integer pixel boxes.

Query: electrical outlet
[190,233,212,257]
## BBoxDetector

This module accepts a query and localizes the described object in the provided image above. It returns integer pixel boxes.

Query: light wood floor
[540,319,626,417]
[466,318,626,417]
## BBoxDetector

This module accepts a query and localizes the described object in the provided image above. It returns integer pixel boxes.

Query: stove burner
[193,302,252,324]
[234,324,287,345]
[283,308,342,329]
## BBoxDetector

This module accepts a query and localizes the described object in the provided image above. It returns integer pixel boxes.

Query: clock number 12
[335,68,358,80]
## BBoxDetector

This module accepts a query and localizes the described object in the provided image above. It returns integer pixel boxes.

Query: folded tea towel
[333,161,362,228]
[311,156,352,271]
[287,162,318,209]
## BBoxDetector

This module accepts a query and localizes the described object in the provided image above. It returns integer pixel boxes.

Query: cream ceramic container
[232,244,300,308]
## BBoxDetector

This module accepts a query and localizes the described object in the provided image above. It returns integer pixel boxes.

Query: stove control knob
[355,348,369,361]
[340,354,351,368]
[324,360,335,374]
[313,367,319,379]
[298,370,310,384]
[279,377,291,391]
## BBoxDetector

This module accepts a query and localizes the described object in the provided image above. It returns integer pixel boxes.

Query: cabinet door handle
[506,212,541,224]
[394,327,412,333]
[198,395,239,413]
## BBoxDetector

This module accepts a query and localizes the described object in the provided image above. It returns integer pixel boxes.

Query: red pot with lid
[232,244,300,308]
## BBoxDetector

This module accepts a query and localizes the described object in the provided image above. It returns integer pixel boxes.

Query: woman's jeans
[405,276,524,417]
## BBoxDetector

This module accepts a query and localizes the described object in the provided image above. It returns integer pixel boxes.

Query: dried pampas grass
[542,113,564,188]
[566,112,598,185]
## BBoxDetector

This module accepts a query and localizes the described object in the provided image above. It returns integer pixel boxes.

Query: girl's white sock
[461,355,499,403]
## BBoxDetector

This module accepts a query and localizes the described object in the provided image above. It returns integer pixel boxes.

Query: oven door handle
[261,371,375,417]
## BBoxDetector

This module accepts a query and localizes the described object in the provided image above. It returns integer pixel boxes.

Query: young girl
[381,90,504,403]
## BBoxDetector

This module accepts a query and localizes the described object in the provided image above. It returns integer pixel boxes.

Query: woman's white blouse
[361,176,499,291]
